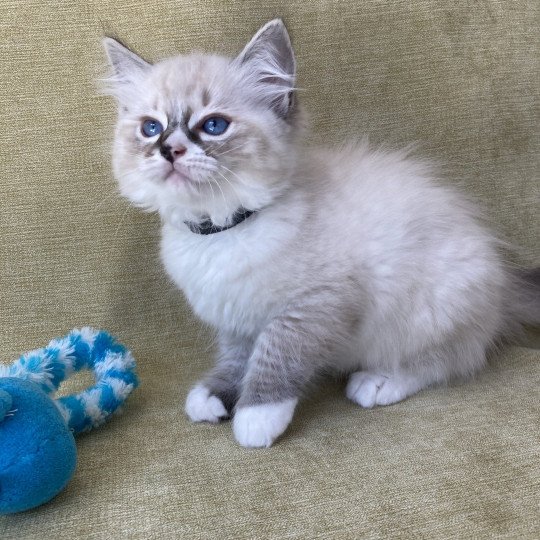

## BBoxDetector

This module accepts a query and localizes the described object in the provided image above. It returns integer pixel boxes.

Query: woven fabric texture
[1,1,538,538]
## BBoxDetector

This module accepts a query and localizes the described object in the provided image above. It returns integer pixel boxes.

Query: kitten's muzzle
[160,143,187,164]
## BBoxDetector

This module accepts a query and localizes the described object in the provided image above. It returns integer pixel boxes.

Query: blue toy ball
[0,328,138,514]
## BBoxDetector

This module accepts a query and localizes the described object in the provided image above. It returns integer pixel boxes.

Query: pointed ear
[234,19,296,118]
[102,37,151,78]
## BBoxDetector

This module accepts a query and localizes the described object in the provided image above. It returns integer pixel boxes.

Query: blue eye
[141,118,164,137]
[201,117,230,136]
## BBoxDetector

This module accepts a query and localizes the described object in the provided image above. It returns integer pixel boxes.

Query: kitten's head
[103,20,301,226]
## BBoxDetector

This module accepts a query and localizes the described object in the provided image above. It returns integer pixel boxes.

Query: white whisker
[207,138,230,155]
[219,164,250,187]
[213,142,250,158]
[90,189,123,215]
[206,171,217,214]
[214,169,244,208]
[210,177,229,218]
[113,203,132,240]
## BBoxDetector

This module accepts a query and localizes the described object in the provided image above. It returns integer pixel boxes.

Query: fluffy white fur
[185,385,229,423]
[346,371,425,408]
[103,20,537,448]
[233,399,298,448]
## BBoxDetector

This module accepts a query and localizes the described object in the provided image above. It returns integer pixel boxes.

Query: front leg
[185,333,253,423]
[233,299,353,448]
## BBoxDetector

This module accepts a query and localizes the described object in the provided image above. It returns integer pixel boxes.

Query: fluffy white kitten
[103,20,539,448]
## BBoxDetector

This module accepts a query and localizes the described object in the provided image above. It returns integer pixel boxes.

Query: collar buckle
[185,208,255,235]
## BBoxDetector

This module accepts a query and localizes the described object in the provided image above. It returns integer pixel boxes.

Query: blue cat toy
[0,328,138,514]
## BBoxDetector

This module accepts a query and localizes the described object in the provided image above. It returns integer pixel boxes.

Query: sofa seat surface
[1,1,538,538]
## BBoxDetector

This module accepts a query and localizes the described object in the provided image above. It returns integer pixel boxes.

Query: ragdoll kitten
[103,20,539,448]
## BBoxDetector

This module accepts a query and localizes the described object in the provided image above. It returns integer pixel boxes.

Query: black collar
[184,207,255,235]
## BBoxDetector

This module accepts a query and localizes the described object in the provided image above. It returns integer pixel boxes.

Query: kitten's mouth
[165,164,192,186]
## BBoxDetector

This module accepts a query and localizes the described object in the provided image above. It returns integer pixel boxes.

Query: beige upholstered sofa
[1,1,538,538]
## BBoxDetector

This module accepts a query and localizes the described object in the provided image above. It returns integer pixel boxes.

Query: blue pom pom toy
[0,328,138,514]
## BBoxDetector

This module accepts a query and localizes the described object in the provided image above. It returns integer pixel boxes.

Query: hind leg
[347,333,489,408]
[346,370,427,408]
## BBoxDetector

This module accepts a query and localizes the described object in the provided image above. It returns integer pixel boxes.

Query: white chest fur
[160,215,299,336]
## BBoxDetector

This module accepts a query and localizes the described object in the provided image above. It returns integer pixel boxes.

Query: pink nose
[172,145,187,158]
[160,143,187,163]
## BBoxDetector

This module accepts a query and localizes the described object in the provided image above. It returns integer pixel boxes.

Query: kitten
[103,19,539,448]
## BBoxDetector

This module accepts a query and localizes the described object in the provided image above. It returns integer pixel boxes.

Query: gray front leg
[185,333,253,423]
[233,296,355,447]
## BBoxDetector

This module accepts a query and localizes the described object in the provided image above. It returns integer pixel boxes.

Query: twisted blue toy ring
[0,328,138,434]
[0,328,139,514]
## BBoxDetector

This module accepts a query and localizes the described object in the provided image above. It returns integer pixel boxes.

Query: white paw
[233,399,298,448]
[185,385,229,423]
[346,372,420,408]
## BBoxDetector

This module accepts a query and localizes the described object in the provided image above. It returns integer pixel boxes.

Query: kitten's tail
[504,267,540,337]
